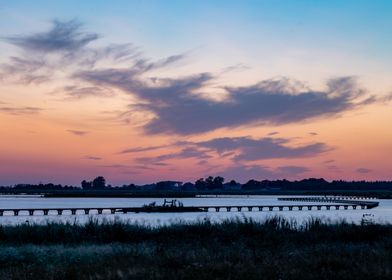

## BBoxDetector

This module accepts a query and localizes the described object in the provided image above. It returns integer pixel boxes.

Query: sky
[0,0,391,185]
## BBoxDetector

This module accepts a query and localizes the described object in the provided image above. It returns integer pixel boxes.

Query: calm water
[0,195,390,225]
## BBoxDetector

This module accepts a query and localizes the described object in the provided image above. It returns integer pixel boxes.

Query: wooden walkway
[0,197,379,216]
[278,197,379,209]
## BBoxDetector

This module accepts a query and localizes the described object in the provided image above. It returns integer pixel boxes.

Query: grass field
[0,217,391,279]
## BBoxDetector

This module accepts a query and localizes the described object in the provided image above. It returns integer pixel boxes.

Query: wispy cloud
[67,130,88,136]
[6,19,98,53]
[54,86,115,99]
[218,164,311,182]
[193,136,330,161]
[136,146,211,166]
[327,165,341,172]
[268,131,279,136]
[0,106,42,115]
[220,63,251,74]
[79,67,378,135]
[129,136,328,172]
[0,56,51,85]
[356,168,372,174]
[119,145,167,154]
[276,165,310,174]
[99,164,130,168]
[0,20,141,85]
[84,156,102,160]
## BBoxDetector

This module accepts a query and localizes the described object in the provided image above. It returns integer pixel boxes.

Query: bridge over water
[0,196,379,216]
[278,197,379,209]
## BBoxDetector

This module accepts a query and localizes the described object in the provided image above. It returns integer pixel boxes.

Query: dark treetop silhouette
[1,176,392,195]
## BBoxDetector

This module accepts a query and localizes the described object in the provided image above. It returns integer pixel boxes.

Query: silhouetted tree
[81,180,92,189]
[212,176,224,189]
[229,180,238,185]
[181,182,196,191]
[205,176,214,187]
[195,178,207,190]
[242,179,263,190]
[120,184,137,190]
[92,176,106,189]
[195,176,225,190]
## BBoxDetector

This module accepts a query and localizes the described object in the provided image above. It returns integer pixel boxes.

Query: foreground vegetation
[0,217,391,279]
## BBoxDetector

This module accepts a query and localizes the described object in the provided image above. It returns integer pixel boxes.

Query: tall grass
[0,217,391,279]
[0,216,390,245]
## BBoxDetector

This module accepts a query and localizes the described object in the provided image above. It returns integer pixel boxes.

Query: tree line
[1,176,392,192]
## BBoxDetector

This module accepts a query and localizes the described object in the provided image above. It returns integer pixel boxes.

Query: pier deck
[0,196,379,216]
[278,197,379,209]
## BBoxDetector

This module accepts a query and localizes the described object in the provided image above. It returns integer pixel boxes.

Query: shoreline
[0,190,391,199]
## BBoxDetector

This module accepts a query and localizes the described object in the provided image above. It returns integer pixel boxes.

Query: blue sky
[2,1,391,56]
[2,0,391,87]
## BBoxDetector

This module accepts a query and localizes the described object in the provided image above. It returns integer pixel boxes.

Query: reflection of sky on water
[0,195,390,226]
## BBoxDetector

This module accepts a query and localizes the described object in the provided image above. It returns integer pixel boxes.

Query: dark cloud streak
[129,136,329,173]
[218,164,311,182]
[84,156,102,160]
[0,106,42,115]
[119,145,167,154]
[6,19,98,53]
[356,168,372,174]
[194,136,329,161]
[67,130,88,136]
[78,68,376,135]
[135,146,212,166]
[59,86,115,99]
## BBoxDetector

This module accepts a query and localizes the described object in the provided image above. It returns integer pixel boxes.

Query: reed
[0,217,390,279]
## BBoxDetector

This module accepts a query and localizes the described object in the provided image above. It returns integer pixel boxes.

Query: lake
[0,195,390,225]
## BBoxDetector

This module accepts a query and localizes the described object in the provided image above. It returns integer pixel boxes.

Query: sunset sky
[0,0,391,185]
